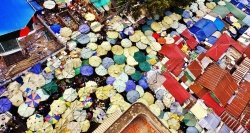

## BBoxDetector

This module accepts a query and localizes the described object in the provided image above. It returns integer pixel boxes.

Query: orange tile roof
[189,83,209,98]
[187,60,202,79]
[225,82,250,118]
[196,64,238,106]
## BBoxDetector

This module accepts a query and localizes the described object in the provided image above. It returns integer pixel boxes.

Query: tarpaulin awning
[206,33,245,61]
[163,71,190,104]
[0,0,35,35]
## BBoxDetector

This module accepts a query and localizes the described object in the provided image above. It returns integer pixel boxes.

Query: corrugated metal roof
[190,83,209,98]
[187,60,202,79]
[196,64,238,106]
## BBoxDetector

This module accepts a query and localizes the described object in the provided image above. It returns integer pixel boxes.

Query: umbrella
[67,122,81,133]
[111,45,123,55]
[90,21,102,32]
[121,38,132,48]
[151,22,162,32]
[93,108,107,123]
[114,54,126,65]
[139,62,151,72]
[84,13,95,21]
[0,98,11,113]
[170,102,183,115]
[79,24,90,34]
[129,32,141,42]
[117,72,129,82]
[131,71,142,81]
[186,127,199,133]
[60,27,72,37]
[50,100,67,115]
[124,26,134,36]
[136,41,147,50]
[87,43,98,50]
[37,122,54,133]
[126,56,138,66]
[149,42,161,51]
[61,108,74,122]
[138,78,149,90]
[9,90,24,107]
[102,57,114,69]
[55,0,66,4]
[142,92,155,105]
[126,90,140,103]
[27,114,44,131]
[80,120,90,132]
[149,104,161,117]
[100,41,112,51]
[36,89,50,102]
[113,80,126,93]
[106,76,116,85]
[107,31,119,39]
[42,81,58,95]
[77,34,90,45]
[108,65,123,77]
[155,89,167,100]
[45,112,61,124]
[63,88,77,102]
[125,80,136,92]
[88,32,98,43]
[80,65,94,76]
[96,45,108,56]
[71,31,81,40]
[25,93,41,108]
[89,56,102,67]
[183,112,197,126]
[18,103,35,117]
[81,96,93,108]
[136,85,144,97]
[73,109,87,122]
[81,48,94,59]
[134,51,146,63]
[146,70,166,91]
[19,83,36,97]
[95,65,108,76]
[55,118,68,132]
[124,65,136,75]
[43,0,56,9]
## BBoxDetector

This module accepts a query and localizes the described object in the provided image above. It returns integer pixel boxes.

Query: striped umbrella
[25,93,41,108]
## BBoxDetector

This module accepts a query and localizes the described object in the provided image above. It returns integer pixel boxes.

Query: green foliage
[113,0,195,19]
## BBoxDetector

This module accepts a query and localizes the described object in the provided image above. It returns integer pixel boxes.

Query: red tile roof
[202,93,225,115]
[189,83,209,98]
[225,82,250,119]
[206,33,245,61]
[196,64,238,106]
[162,71,190,104]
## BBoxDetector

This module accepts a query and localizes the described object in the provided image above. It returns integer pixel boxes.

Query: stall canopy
[206,33,245,61]
[0,0,35,36]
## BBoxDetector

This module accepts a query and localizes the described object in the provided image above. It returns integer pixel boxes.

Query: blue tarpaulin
[29,63,42,74]
[0,0,35,36]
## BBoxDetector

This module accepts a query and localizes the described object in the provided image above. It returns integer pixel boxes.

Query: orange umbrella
[157,37,166,45]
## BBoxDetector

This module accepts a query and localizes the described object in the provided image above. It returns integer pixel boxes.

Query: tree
[113,0,195,19]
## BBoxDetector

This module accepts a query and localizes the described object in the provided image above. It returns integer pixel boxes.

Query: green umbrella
[183,112,197,127]
[134,51,146,63]
[114,54,126,65]
[82,59,89,65]
[42,81,58,95]
[131,71,142,81]
[139,62,151,72]
[75,67,81,75]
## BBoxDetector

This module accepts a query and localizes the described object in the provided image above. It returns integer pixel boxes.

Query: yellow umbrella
[140,36,150,44]
[151,22,163,32]
[108,65,123,77]
[84,13,95,21]
[72,58,82,68]
[110,93,124,105]
[95,87,109,100]
[142,92,154,105]
[27,114,44,131]
[128,46,139,56]
[87,42,98,50]
[161,20,170,29]
[7,81,21,94]
[149,104,161,117]
[37,122,54,133]
[85,81,98,93]
[123,48,130,57]
[71,31,81,40]
[111,45,123,55]
[107,31,119,39]
[100,41,112,51]
[66,122,81,133]
[149,42,162,51]
[137,98,149,106]
[106,105,121,116]
[126,56,138,66]
[55,118,69,132]
[90,21,102,32]
[50,100,67,115]
[124,65,136,75]
[96,45,108,56]
[163,16,174,25]
[9,90,24,107]
[62,108,74,122]
[129,32,141,42]
[20,82,36,97]
[80,120,90,132]
[89,56,102,67]
[121,38,132,48]
[60,27,72,38]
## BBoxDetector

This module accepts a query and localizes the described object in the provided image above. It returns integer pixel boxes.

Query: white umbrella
[37,122,54,133]
[18,103,35,117]
[60,27,72,38]
[89,56,102,67]
[136,42,147,50]
[9,90,24,107]
[121,38,132,48]
[73,109,87,122]
[36,89,50,102]
[95,65,108,76]
[67,122,81,133]
[81,48,94,59]
[100,41,112,51]
[63,88,77,102]
[50,100,67,115]
[27,114,44,131]
[116,72,129,82]
[43,0,56,9]
[149,42,162,51]
[90,21,102,32]
[88,32,98,43]
[113,80,126,93]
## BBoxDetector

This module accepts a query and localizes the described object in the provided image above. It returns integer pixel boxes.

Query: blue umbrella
[125,80,136,92]
[126,90,140,103]
[182,10,192,19]
[106,37,117,45]
[138,78,148,90]
[186,127,198,133]
[80,65,94,76]
[29,63,42,74]
[0,98,12,113]
[102,57,114,69]
[77,34,90,45]
[50,24,61,34]
[106,76,116,85]
[79,24,90,34]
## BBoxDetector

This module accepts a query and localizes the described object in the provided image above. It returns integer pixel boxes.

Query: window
[0,39,21,56]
